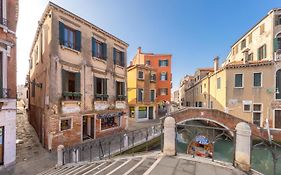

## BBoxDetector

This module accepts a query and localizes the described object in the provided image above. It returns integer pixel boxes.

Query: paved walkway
[127,117,161,131]
[0,102,56,175]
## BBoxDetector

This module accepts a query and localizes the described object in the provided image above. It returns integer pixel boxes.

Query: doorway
[0,126,4,165]
[83,116,95,140]
[148,107,154,120]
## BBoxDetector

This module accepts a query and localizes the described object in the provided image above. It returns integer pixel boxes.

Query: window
[92,38,107,59]
[276,69,281,99]
[146,60,151,65]
[150,73,156,82]
[248,33,252,44]
[258,45,266,60]
[234,74,243,88]
[274,110,281,129]
[200,85,202,94]
[159,88,168,96]
[247,53,253,61]
[260,24,265,34]
[275,15,281,26]
[253,104,262,127]
[253,73,262,87]
[94,77,107,101]
[217,77,221,89]
[243,104,251,112]
[62,70,81,100]
[60,119,71,131]
[137,89,143,102]
[138,107,147,119]
[159,60,168,67]
[59,22,81,51]
[232,46,238,55]
[241,39,246,50]
[160,72,168,81]
[138,71,144,79]
[113,48,125,67]
[32,79,35,97]
[101,116,120,130]
[150,90,155,102]
[116,81,125,100]
[274,33,281,52]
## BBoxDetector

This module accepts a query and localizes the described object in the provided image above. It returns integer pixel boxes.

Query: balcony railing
[116,95,126,101]
[62,91,81,101]
[94,94,108,101]
[0,88,9,98]
[0,18,8,27]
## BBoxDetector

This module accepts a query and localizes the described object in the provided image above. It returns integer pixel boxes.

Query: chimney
[213,56,219,72]
[137,47,142,54]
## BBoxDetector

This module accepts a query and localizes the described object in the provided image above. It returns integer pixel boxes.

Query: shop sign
[97,112,125,119]
[62,106,80,114]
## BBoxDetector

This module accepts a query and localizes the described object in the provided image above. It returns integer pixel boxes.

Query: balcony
[94,94,108,101]
[0,88,9,98]
[62,91,81,101]
[116,95,126,101]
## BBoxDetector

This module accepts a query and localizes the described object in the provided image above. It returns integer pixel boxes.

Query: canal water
[176,121,281,175]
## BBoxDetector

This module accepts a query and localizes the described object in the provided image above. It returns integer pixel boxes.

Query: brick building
[127,64,157,121]
[131,47,172,116]
[0,0,18,167]
[28,2,128,150]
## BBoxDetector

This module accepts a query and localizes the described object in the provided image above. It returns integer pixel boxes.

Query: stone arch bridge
[166,107,275,140]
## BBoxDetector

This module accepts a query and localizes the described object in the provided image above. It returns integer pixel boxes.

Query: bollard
[57,145,64,166]
[235,122,251,172]
[163,116,176,156]
[124,133,128,148]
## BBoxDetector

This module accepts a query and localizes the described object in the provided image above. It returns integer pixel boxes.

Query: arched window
[276,69,281,99]
[274,33,281,51]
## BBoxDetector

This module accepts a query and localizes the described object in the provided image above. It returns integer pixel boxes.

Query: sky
[17,0,281,91]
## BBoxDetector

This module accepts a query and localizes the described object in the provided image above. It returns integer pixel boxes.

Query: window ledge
[138,78,144,81]
[93,57,107,63]
[61,45,80,54]
[100,126,121,132]
[234,87,244,89]
[252,86,262,88]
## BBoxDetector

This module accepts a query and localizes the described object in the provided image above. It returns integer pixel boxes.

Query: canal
[176,120,281,175]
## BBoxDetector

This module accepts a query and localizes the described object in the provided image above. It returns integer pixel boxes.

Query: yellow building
[127,64,157,121]
[184,8,281,133]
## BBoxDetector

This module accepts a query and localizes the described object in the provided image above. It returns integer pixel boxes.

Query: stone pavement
[127,117,161,131]
[0,102,56,175]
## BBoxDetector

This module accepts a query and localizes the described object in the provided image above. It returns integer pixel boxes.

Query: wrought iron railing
[0,18,8,27]
[62,124,163,164]
[0,88,10,98]
[62,91,81,101]
[176,124,235,164]
[251,134,281,175]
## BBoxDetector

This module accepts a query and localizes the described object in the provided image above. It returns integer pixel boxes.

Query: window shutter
[121,52,124,66]
[264,45,266,59]
[113,48,116,64]
[59,22,64,45]
[94,77,97,95]
[122,82,125,96]
[102,43,107,59]
[75,72,80,92]
[61,69,68,92]
[103,79,107,95]
[257,48,260,60]
[274,38,279,52]
[75,30,81,51]
[166,60,169,66]
[92,37,96,57]
[116,81,118,96]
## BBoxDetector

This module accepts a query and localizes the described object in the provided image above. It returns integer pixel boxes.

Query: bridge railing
[175,123,236,165]
[61,123,163,164]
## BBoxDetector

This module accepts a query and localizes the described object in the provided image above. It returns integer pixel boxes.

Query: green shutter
[103,79,107,95]
[92,37,96,57]
[75,72,80,92]
[113,48,116,64]
[59,22,65,45]
[75,30,81,51]
[257,48,260,60]
[274,38,278,52]
[94,77,97,95]
[102,43,107,59]
[62,69,68,92]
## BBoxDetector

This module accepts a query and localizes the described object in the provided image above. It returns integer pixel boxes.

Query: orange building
[131,47,172,115]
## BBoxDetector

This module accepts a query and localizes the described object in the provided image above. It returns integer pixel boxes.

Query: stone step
[38,167,60,175]
[63,164,89,175]
[50,165,81,175]
[127,157,158,175]
[82,161,113,175]
[111,158,142,175]
[72,162,102,175]
[95,159,127,175]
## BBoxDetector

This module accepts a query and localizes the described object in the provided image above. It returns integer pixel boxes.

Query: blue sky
[17,0,281,90]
